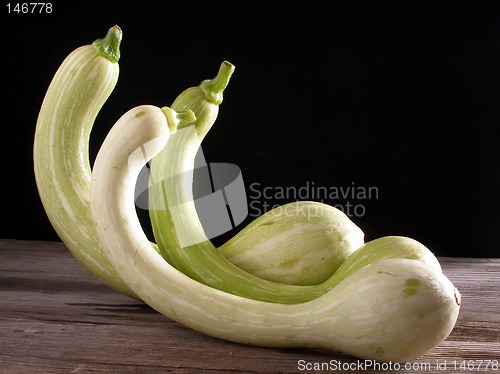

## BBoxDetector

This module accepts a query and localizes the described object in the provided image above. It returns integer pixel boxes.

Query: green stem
[93,25,122,63]
[200,61,235,105]
[161,107,197,133]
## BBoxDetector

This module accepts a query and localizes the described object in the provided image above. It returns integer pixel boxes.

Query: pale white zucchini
[33,26,138,297]
[91,104,461,362]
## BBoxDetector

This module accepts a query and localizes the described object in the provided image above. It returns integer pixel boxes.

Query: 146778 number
[6,3,52,13]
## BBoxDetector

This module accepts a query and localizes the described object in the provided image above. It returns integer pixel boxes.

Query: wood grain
[0,239,498,373]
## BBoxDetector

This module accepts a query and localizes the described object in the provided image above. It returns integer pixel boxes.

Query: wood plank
[0,239,499,373]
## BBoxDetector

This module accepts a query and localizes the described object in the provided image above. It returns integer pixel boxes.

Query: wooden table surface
[0,239,499,374]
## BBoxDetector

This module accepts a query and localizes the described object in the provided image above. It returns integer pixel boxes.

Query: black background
[1,1,499,257]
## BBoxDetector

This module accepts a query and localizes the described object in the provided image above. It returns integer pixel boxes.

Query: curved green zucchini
[148,62,365,303]
[33,26,137,298]
[148,63,446,301]
[91,108,461,362]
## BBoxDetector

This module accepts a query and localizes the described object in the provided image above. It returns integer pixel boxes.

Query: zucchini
[91,106,461,362]
[33,26,136,297]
